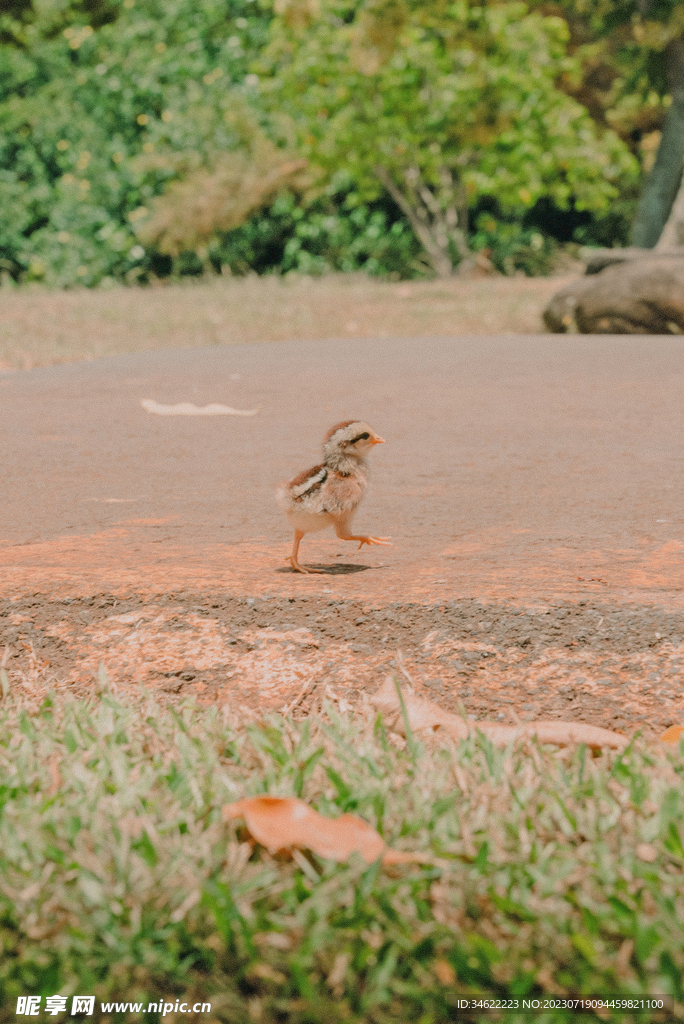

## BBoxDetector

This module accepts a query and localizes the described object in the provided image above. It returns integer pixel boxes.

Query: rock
[543,276,596,333]
[580,246,684,274]
[544,257,684,334]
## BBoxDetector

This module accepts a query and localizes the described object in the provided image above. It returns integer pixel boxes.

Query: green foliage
[215,181,422,276]
[0,0,671,284]
[0,0,273,285]
[527,0,684,152]
[0,692,683,1021]
[258,0,640,274]
[471,216,560,278]
[263,0,636,213]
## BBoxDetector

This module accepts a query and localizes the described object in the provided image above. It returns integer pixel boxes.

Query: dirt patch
[3,591,683,739]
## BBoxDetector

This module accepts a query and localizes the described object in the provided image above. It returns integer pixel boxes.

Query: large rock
[580,246,684,274]
[544,256,684,334]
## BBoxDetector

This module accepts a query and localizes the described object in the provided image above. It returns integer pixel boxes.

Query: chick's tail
[275,483,294,515]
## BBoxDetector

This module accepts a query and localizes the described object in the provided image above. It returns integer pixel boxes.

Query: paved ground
[2,333,684,734]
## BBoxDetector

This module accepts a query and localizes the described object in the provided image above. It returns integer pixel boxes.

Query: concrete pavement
[1,332,683,606]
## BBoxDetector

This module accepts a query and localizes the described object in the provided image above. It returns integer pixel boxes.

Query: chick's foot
[350,535,391,549]
[286,556,326,574]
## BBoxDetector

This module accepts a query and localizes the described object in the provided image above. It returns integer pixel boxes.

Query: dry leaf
[433,959,457,985]
[141,399,258,417]
[660,724,684,744]
[222,796,429,865]
[635,843,658,863]
[372,677,628,751]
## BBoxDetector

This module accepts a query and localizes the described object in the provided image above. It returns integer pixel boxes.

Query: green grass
[0,682,682,1023]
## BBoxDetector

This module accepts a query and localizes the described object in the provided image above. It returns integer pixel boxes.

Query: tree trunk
[632,38,684,248]
[656,171,684,248]
[375,164,469,278]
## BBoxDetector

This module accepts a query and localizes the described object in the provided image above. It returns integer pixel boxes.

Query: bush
[471,215,562,277]
[215,182,422,278]
[0,0,272,286]
[0,0,643,286]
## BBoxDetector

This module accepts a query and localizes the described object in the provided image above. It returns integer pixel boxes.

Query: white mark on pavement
[141,399,258,417]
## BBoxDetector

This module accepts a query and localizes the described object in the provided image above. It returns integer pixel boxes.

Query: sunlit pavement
[2,332,684,607]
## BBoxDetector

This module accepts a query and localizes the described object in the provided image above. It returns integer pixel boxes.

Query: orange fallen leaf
[372,677,628,752]
[660,724,683,744]
[434,959,457,986]
[222,796,430,865]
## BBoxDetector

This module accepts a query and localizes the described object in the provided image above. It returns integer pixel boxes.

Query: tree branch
[375,164,471,275]
[375,165,454,276]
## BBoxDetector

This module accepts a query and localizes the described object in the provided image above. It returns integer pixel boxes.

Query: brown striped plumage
[323,420,356,443]
[276,420,390,574]
[289,463,327,489]
[288,464,328,500]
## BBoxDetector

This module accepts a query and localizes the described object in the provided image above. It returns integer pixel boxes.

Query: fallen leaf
[434,959,456,985]
[660,724,683,744]
[222,796,429,865]
[372,677,629,751]
[327,951,350,994]
[140,399,258,416]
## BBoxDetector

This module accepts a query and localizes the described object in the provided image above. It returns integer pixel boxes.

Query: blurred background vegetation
[0,0,682,286]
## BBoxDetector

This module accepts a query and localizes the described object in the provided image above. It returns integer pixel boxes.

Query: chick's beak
[371,436,385,445]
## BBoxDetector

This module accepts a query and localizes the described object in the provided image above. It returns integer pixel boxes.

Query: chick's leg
[286,529,326,574]
[334,521,390,550]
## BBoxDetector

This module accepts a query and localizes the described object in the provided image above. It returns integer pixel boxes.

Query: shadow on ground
[275,563,378,575]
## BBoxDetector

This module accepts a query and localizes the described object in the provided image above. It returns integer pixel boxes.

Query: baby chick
[277,420,390,574]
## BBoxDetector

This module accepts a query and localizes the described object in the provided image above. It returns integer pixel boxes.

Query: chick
[277,420,390,574]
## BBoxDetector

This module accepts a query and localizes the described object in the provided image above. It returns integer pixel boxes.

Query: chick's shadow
[276,562,381,575]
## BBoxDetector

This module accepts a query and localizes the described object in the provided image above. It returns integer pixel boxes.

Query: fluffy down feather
[276,420,388,572]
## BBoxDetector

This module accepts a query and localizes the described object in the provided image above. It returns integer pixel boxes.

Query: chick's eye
[358,432,370,441]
